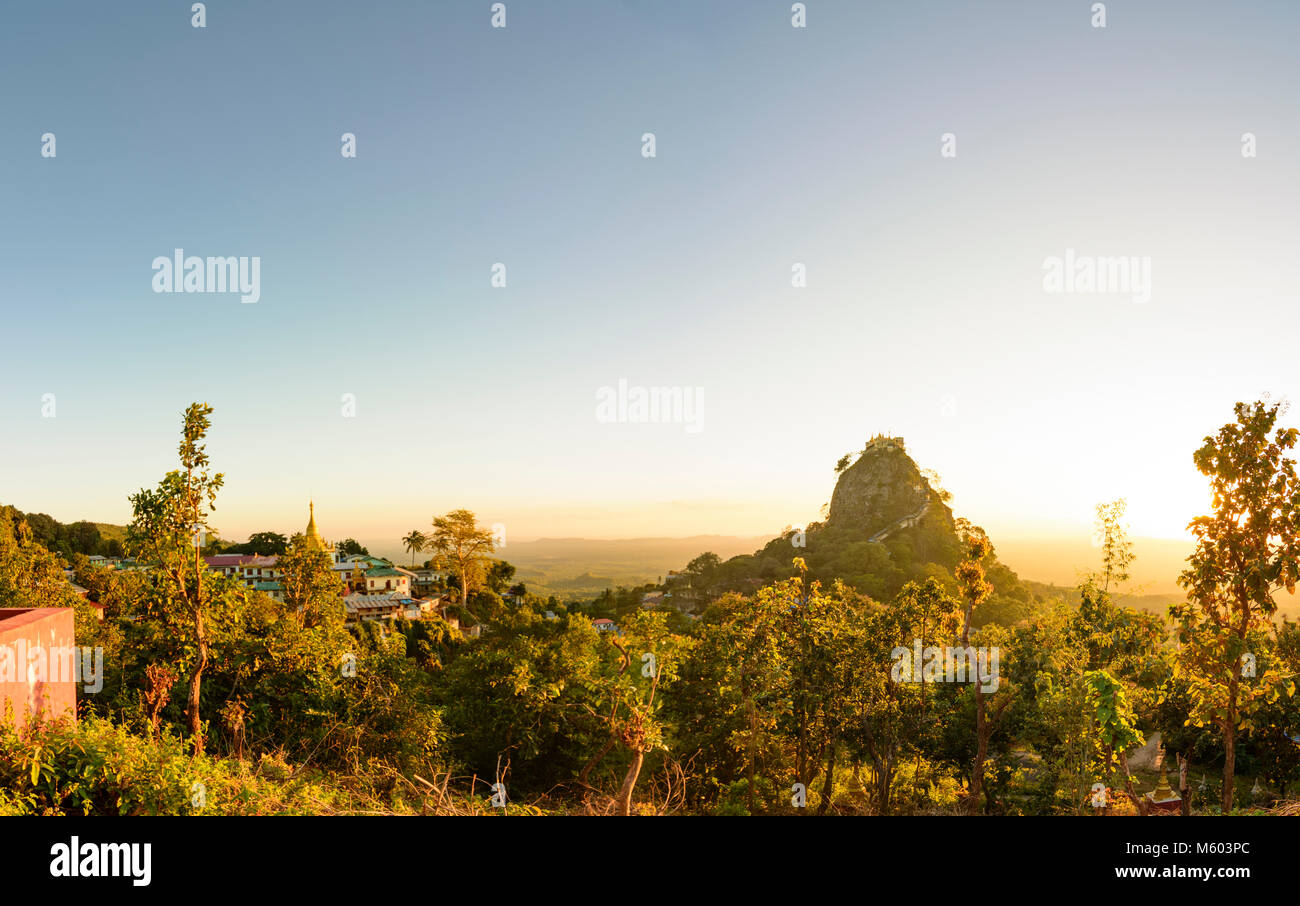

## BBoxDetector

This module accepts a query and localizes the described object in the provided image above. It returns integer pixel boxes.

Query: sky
[3,1,1300,548]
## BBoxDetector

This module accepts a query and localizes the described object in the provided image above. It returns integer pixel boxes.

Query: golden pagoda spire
[305,500,327,551]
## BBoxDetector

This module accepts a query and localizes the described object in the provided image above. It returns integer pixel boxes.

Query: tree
[18,511,60,549]
[1243,622,1300,797]
[685,552,722,592]
[0,507,86,615]
[127,403,226,756]
[595,610,688,815]
[1083,669,1145,812]
[892,577,962,810]
[1090,499,1134,593]
[246,531,289,555]
[486,559,517,594]
[667,565,875,814]
[427,510,496,617]
[1173,399,1300,812]
[853,587,921,815]
[786,558,851,807]
[278,532,344,627]
[954,523,996,810]
[670,589,787,813]
[338,538,370,557]
[402,530,427,567]
[65,521,103,556]
[919,469,954,504]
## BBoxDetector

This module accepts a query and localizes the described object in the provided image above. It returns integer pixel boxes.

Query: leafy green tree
[892,577,963,809]
[954,524,993,809]
[337,538,370,557]
[437,611,608,793]
[593,609,690,815]
[685,552,722,585]
[1090,499,1134,593]
[1083,669,1145,811]
[668,590,787,813]
[0,507,97,643]
[1239,626,1300,798]
[17,511,60,549]
[855,589,926,814]
[65,521,103,556]
[486,559,517,594]
[1072,584,1163,679]
[1173,400,1300,812]
[782,559,873,811]
[247,531,288,555]
[126,403,227,755]
[277,532,344,627]
[428,510,496,617]
[670,565,879,813]
[1009,602,1095,812]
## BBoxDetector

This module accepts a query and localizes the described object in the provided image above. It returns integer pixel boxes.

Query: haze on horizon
[4,1,1298,562]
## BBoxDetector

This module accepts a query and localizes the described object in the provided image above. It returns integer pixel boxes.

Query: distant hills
[1,504,128,558]
[494,535,775,597]
[24,478,1300,619]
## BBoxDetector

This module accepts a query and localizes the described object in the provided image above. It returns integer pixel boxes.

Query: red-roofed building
[203,554,281,587]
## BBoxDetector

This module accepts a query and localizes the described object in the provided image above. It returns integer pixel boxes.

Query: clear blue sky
[4,1,1300,546]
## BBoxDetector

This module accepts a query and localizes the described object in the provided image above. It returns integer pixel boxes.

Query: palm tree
[402,530,426,567]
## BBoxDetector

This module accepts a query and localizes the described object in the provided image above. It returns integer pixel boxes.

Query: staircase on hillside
[867,500,930,544]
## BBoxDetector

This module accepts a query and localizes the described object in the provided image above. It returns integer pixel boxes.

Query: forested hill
[669,436,1036,625]
[0,504,128,559]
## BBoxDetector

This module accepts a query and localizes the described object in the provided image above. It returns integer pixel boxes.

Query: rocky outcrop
[672,432,1029,610]
[828,436,934,537]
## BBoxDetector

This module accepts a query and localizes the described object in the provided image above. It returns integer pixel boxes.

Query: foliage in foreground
[0,716,408,816]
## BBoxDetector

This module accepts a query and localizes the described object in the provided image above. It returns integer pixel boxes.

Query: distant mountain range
[491,534,1216,614]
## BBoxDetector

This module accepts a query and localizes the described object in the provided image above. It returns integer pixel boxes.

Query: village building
[253,580,284,601]
[363,566,411,595]
[409,568,446,596]
[198,505,447,623]
[342,593,416,623]
[204,554,281,585]
[204,505,407,596]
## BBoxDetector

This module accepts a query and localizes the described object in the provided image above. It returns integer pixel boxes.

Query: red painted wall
[0,608,77,728]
